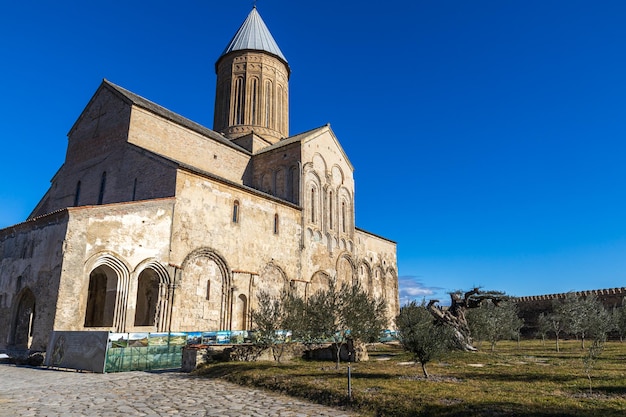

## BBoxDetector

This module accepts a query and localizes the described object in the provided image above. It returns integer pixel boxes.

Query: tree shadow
[452,369,577,384]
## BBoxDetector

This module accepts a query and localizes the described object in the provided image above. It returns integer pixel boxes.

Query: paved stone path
[0,364,356,417]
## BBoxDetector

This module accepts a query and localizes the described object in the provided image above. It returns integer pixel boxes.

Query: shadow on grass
[193,362,299,378]
[453,369,578,384]
[394,401,625,417]
[591,385,626,396]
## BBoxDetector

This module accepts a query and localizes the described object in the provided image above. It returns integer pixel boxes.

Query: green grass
[193,340,626,416]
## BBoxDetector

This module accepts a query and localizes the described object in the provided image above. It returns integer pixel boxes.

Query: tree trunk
[334,343,341,370]
[427,289,507,352]
[421,361,429,379]
[556,335,560,353]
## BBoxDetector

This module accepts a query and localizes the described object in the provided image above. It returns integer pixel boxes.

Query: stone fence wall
[515,287,626,336]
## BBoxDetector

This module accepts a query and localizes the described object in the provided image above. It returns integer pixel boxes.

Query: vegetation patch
[194,340,626,417]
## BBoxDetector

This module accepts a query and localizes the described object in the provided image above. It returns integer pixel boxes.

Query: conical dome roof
[220,7,287,63]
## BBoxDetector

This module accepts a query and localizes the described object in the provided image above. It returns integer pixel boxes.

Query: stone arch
[326,232,336,253]
[305,172,322,227]
[9,287,36,349]
[336,253,356,288]
[338,187,352,234]
[288,165,299,203]
[384,267,398,327]
[358,260,373,295]
[255,262,288,301]
[260,172,271,194]
[312,153,327,174]
[307,271,331,298]
[84,253,131,332]
[372,266,385,300]
[180,248,232,331]
[274,167,286,199]
[331,165,344,187]
[232,294,249,331]
[133,260,171,331]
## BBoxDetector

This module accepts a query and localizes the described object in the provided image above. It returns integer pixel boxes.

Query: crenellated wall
[515,287,626,336]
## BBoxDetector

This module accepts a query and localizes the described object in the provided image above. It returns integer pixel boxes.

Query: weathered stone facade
[0,8,398,353]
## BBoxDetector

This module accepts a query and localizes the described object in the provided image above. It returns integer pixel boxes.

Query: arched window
[310,188,316,223]
[264,80,273,127]
[232,294,248,331]
[134,269,159,326]
[98,172,107,205]
[274,214,279,235]
[74,181,81,206]
[251,78,259,125]
[132,178,137,201]
[234,77,245,125]
[342,201,347,233]
[329,191,333,230]
[84,265,118,327]
[277,85,284,132]
[10,288,36,349]
[232,200,240,223]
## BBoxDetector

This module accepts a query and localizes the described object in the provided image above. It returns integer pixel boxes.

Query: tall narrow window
[251,78,259,125]
[232,200,240,223]
[274,214,279,235]
[329,191,333,230]
[277,85,284,132]
[234,77,245,125]
[206,280,211,301]
[342,202,347,233]
[264,80,273,127]
[310,188,316,223]
[132,178,137,201]
[74,181,81,206]
[98,172,107,205]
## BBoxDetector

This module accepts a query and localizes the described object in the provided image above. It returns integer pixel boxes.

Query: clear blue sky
[1,1,625,306]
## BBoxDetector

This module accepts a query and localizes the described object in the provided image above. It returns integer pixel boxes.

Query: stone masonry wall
[0,211,69,351]
[516,287,626,336]
[168,168,302,332]
[129,107,252,185]
[54,199,176,333]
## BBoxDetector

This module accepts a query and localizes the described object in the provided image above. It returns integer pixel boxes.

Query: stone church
[0,7,398,353]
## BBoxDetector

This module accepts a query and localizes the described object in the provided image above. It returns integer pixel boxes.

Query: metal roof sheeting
[220,7,287,62]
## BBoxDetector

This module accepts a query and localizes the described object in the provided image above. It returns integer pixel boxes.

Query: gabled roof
[256,124,354,171]
[74,79,251,155]
[219,7,287,63]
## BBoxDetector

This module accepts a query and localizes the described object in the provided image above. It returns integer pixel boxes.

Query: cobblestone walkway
[0,364,356,417]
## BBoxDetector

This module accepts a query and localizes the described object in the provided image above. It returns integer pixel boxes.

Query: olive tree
[614,297,626,342]
[558,293,612,349]
[396,300,455,378]
[303,281,387,369]
[466,299,524,352]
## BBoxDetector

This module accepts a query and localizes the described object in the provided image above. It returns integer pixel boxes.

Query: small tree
[536,312,551,346]
[250,290,284,360]
[396,300,454,378]
[304,281,387,369]
[251,290,307,362]
[581,308,612,395]
[547,298,567,353]
[583,338,605,395]
[614,297,626,342]
[466,300,523,352]
[560,293,610,349]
